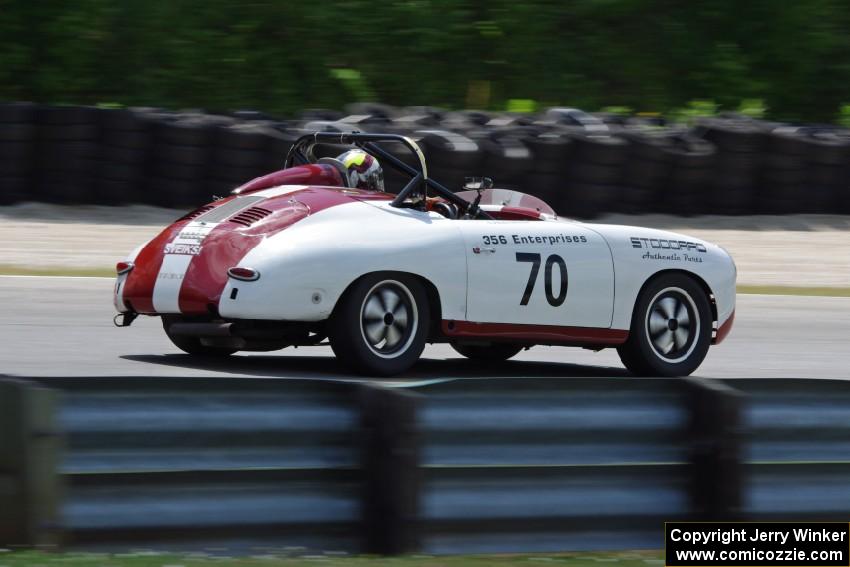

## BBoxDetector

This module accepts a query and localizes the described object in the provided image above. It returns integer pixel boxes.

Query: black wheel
[617,274,712,377]
[161,317,236,357]
[451,342,523,361]
[329,273,429,376]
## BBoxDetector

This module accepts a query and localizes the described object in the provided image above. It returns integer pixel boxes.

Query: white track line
[0,275,114,280]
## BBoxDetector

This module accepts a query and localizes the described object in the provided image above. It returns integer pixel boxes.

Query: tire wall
[1,103,848,216]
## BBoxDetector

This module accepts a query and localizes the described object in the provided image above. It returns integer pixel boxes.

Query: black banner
[666,522,850,567]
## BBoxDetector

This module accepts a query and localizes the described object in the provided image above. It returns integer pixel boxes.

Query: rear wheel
[329,273,429,376]
[161,317,237,357]
[617,274,712,377]
[451,342,524,361]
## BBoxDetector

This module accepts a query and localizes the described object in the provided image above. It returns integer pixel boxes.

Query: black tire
[154,161,206,181]
[561,182,621,218]
[570,162,622,185]
[99,108,143,131]
[415,130,482,170]
[451,342,523,361]
[0,160,32,176]
[101,129,152,150]
[522,132,573,169]
[40,123,99,141]
[154,144,209,165]
[216,126,273,151]
[0,102,37,123]
[162,317,236,356]
[525,172,565,207]
[101,146,147,165]
[617,274,713,377]
[329,273,429,376]
[155,120,213,146]
[697,119,766,153]
[0,124,36,142]
[572,133,630,166]
[213,148,268,168]
[146,176,202,207]
[38,105,97,125]
[0,176,28,204]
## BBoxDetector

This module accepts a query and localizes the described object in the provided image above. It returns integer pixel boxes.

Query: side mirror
[463,177,494,191]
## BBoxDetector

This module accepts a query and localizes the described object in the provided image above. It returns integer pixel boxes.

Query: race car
[113,132,736,377]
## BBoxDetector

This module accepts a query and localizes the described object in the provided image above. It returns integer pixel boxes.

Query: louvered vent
[229,206,273,227]
[178,205,215,222]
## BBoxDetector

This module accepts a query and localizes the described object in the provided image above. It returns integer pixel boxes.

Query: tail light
[116,261,134,275]
[227,267,260,281]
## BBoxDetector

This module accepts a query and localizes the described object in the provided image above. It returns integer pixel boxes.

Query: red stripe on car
[442,320,629,345]
[713,310,735,344]
[121,220,191,313]
[177,187,392,314]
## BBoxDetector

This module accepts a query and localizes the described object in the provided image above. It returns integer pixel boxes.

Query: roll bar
[283,132,490,218]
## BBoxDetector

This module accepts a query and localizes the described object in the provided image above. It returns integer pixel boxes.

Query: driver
[335,149,385,192]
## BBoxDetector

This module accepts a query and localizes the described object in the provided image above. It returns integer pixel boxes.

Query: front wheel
[329,273,430,376]
[617,274,712,377]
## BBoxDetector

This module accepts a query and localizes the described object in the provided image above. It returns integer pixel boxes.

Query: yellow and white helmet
[336,149,385,192]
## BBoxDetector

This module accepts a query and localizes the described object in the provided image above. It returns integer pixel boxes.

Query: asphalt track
[3,276,849,380]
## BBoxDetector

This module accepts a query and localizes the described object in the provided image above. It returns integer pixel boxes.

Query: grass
[0,265,848,298]
[736,285,850,297]
[0,265,115,277]
[0,550,665,567]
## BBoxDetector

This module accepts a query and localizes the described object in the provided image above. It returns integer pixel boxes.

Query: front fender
[589,224,737,332]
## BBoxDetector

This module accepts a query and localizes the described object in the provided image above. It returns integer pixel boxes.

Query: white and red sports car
[114,132,736,376]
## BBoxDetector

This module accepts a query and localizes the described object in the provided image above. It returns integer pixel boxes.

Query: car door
[457,219,615,328]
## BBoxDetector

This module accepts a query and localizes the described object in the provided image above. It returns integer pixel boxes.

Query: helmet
[336,149,384,191]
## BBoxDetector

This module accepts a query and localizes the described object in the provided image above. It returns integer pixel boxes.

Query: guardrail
[1,375,849,554]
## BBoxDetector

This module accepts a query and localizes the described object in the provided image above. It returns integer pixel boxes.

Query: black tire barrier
[0,101,37,123]
[0,176,28,205]
[521,129,573,172]
[2,102,850,215]
[555,131,628,218]
[414,130,483,187]
[619,130,677,214]
[395,106,445,127]
[696,118,769,215]
[474,130,533,190]
[94,109,156,204]
[524,171,565,206]
[0,104,38,205]
[663,135,716,216]
[34,105,102,203]
[345,102,397,123]
[0,123,37,142]
[297,108,345,122]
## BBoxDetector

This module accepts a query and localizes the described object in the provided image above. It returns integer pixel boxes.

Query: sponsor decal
[174,230,209,243]
[157,272,185,280]
[641,251,703,263]
[164,243,202,255]
[482,234,589,246]
[513,234,588,245]
[630,236,707,253]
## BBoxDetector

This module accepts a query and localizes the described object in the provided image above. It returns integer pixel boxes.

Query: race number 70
[516,252,568,307]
